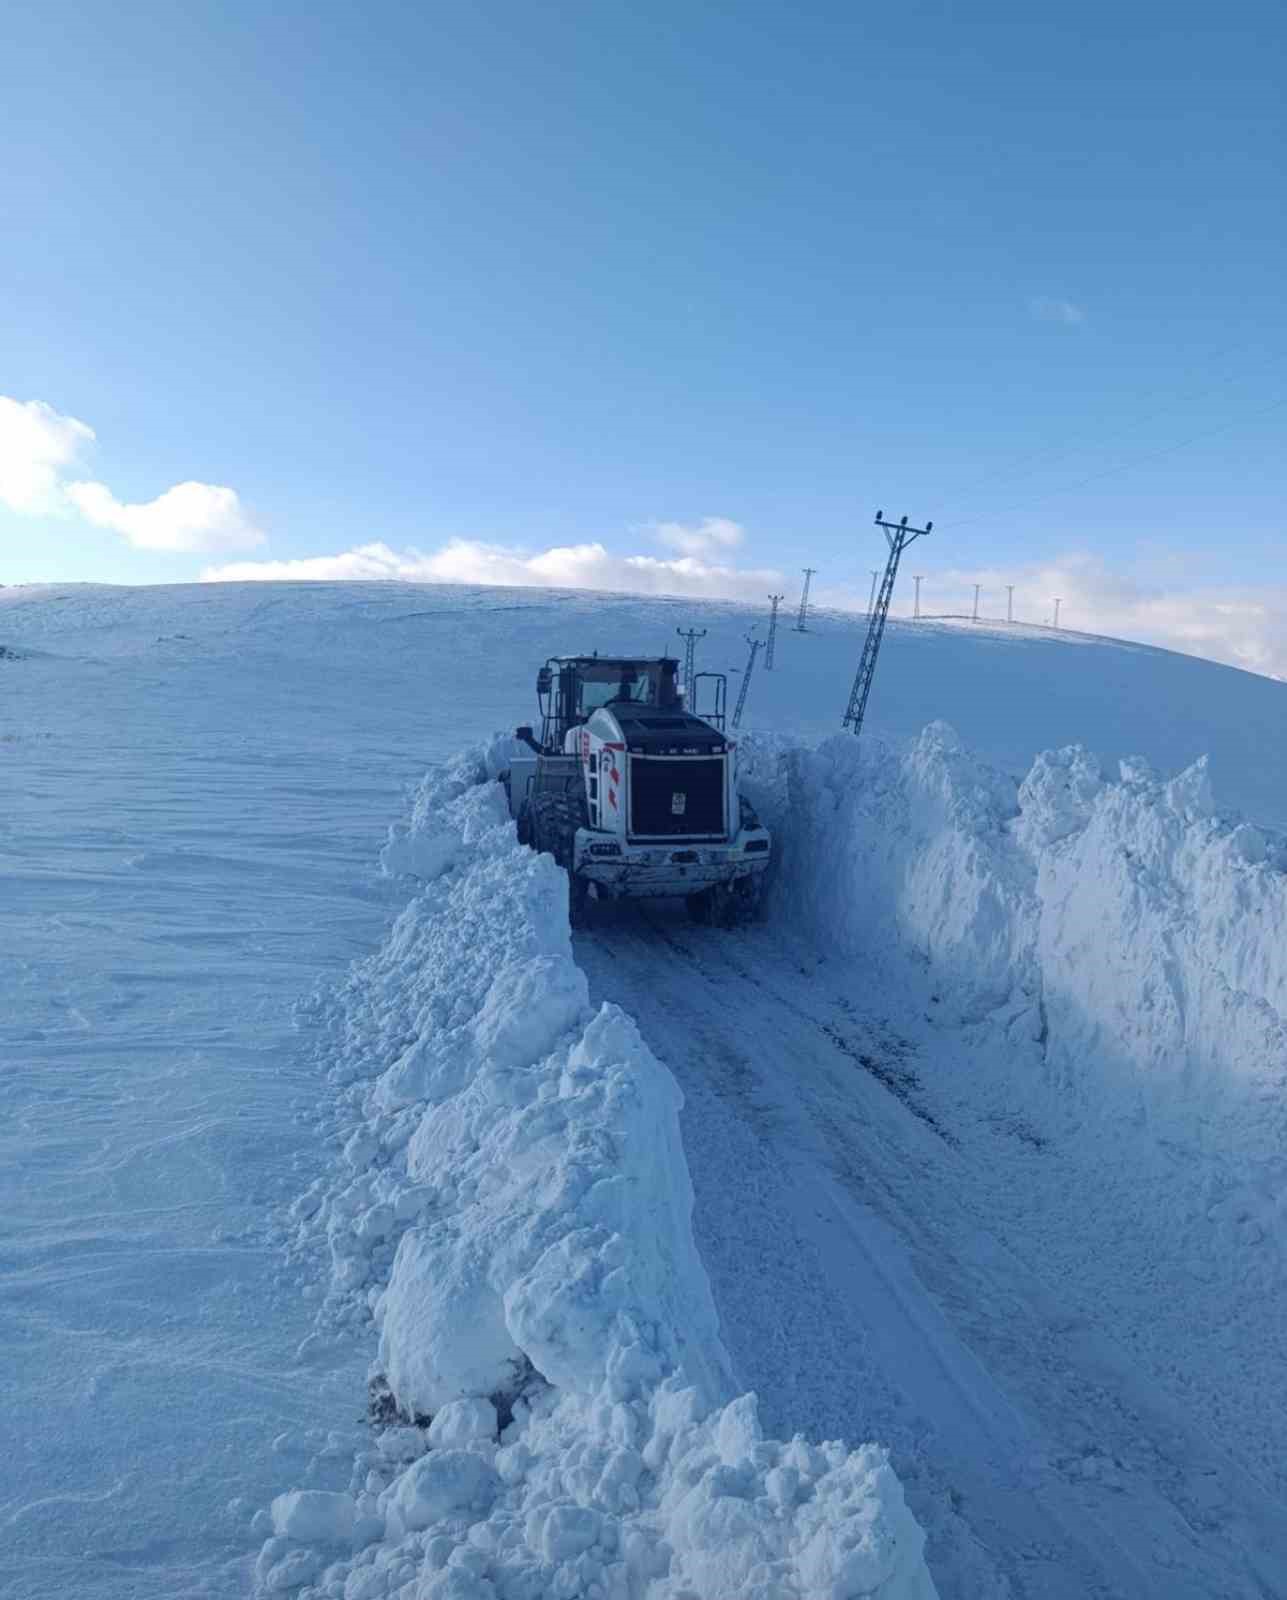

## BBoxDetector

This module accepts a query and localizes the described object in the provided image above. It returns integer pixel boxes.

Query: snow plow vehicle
[503,654,771,925]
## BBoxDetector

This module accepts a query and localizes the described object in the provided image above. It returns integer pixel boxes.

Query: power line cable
[942,392,1287,531]
[936,337,1285,508]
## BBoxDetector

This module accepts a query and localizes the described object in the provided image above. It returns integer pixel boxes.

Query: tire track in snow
[574,906,1287,1600]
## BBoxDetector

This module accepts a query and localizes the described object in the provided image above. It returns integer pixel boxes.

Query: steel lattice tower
[794,568,817,632]
[843,511,933,738]
[676,626,706,692]
[765,594,784,669]
[732,632,762,729]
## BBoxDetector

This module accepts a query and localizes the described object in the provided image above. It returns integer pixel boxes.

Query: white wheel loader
[501,654,771,926]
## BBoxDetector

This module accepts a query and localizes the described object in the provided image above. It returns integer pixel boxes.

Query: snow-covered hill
[2,580,1285,1599]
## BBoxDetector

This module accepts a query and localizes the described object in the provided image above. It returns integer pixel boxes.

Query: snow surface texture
[7,581,1287,1599]
[745,725,1287,1511]
[266,747,937,1599]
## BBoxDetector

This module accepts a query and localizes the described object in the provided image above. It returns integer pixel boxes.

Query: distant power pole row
[907,580,1063,630]
[676,541,1066,741]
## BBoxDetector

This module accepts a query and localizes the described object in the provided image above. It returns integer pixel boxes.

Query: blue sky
[2,2,1284,668]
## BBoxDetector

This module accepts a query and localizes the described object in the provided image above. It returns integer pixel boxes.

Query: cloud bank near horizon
[202,523,788,601]
[0,395,262,554]
[204,538,1287,682]
[877,554,1287,682]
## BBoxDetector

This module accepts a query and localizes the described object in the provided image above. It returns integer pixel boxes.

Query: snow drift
[754,722,1287,1136]
[742,722,1287,1499]
[262,746,937,1600]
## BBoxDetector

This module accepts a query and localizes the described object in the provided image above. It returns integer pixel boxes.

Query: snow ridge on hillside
[263,747,936,1600]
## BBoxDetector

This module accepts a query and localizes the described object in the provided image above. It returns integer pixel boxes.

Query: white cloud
[65,479,263,554]
[207,537,1287,682]
[1029,296,1086,327]
[0,393,261,554]
[199,542,412,583]
[204,535,785,601]
[651,516,746,557]
[898,554,1287,681]
[0,397,95,515]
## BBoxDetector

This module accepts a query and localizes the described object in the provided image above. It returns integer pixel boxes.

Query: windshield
[575,662,670,716]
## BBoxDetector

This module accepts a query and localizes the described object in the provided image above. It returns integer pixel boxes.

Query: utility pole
[868,569,880,616]
[731,631,762,729]
[843,511,933,738]
[765,594,784,670]
[972,583,981,622]
[794,568,817,632]
[913,575,924,620]
[677,626,706,692]
[1006,585,1014,624]
[1052,597,1062,630]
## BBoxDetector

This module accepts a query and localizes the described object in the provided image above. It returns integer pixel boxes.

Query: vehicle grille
[628,756,725,838]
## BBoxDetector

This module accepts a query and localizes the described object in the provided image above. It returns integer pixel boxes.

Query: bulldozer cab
[535,656,680,751]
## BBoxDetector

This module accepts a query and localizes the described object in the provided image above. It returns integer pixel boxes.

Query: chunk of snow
[268,1488,356,1543]
[383,1449,499,1534]
[427,1397,497,1448]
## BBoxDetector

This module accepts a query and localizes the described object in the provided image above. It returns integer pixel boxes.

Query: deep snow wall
[741,723,1287,1497]
[751,723,1287,1138]
[261,745,938,1600]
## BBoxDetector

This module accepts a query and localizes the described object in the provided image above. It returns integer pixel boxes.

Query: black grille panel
[629,757,725,838]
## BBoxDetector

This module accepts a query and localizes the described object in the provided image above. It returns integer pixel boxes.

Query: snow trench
[260,739,937,1600]
[263,721,1287,1597]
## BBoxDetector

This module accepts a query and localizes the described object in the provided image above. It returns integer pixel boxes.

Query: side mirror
[536,667,552,695]
[515,725,541,754]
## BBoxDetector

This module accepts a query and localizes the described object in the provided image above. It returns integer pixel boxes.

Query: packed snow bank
[742,723,1287,1493]
[755,722,1287,1133]
[263,746,938,1600]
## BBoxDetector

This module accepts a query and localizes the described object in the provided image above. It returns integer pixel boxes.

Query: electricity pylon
[732,631,762,729]
[677,626,706,690]
[765,594,784,669]
[843,511,933,738]
[794,568,817,632]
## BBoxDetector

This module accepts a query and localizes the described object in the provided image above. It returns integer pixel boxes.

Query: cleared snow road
[575,906,1287,1600]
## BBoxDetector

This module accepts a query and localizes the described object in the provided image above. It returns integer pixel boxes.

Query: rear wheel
[530,789,590,928]
[686,888,715,924]
[687,878,761,928]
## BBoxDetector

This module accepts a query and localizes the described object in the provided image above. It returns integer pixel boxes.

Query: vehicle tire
[686,887,714,924]
[731,875,763,925]
[531,789,589,928]
[568,874,591,929]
